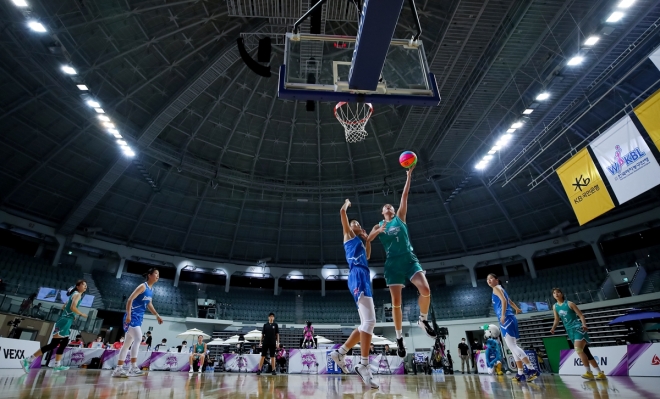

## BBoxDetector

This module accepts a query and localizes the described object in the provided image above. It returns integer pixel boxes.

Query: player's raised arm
[397,164,415,223]
[340,199,355,242]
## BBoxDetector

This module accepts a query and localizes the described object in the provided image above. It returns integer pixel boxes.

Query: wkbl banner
[589,115,660,204]
[634,88,660,151]
[557,148,615,225]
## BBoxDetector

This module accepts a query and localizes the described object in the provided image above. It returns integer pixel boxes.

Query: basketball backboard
[278,33,440,106]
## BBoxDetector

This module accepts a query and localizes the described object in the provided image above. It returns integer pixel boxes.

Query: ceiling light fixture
[606,11,624,22]
[94,108,105,113]
[584,36,600,46]
[523,109,534,115]
[27,21,46,33]
[491,145,502,152]
[77,85,89,91]
[108,129,119,135]
[61,65,77,75]
[483,155,494,161]
[123,147,136,157]
[86,100,100,108]
[117,140,127,146]
[567,56,584,66]
[110,131,122,139]
[103,122,115,129]
[475,162,487,170]
[511,122,523,129]
[617,0,635,8]
[97,115,110,122]
[506,128,516,133]
[12,0,29,7]
[536,92,550,101]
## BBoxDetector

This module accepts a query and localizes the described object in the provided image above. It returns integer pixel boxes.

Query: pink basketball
[399,151,417,168]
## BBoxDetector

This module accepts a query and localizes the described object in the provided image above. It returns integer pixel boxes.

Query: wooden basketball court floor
[1,369,657,399]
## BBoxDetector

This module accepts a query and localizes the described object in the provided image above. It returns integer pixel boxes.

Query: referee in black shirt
[257,312,279,375]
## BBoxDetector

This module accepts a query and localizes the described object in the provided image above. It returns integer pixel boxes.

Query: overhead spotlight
[86,100,101,108]
[94,108,105,113]
[77,85,89,91]
[506,128,516,133]
[103,122,115,129]
[488,149,497,155]
[536,92,550,101]
[475,162,487,170]
[483,155,494,161]
[97,115,110,122]
[108,129,119,135]
[567,56,584,66]
[117,140,127,146]
[12,0,29,7]
[490,145,502,152]
[123,147,136,157]
[511,122,523,129]
[110,131,122,139]
[523,109,534,115]
[27,21,46,33]
[606,11,624,22]
[61,65,77,75]
[617,0,635,8]
[584,36,600,46]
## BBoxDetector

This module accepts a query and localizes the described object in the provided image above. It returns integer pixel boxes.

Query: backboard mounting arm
[293,0,329,34]
[407,0,423,42]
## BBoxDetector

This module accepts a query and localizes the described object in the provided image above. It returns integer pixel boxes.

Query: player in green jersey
[368,165,436,358]
[550,287,606,380]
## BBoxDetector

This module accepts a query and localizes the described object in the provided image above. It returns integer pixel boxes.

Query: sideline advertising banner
[556,148,615,225]
[559,345,628,376]
[634,88,660,151]
[589,115,660,204]
[627,343,660,377]
[0,337,40,369]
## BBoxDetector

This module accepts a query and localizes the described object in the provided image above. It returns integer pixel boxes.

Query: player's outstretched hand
[344,199,351,207]
[407,164,416,175]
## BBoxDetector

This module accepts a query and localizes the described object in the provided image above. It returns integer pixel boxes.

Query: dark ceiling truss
[430,177,467,252]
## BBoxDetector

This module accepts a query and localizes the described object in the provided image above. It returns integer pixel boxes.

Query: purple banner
[626,343,652,369]
[559,349,574,369]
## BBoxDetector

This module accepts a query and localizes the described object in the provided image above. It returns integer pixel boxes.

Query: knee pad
[574,346,584,354]
[360,318,376,335]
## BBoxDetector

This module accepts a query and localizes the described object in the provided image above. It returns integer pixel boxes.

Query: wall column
[115,258,126,278]
[225,274,232,293]
[52,235,65,267]
[321,278,326,297]
[34,243,45,259]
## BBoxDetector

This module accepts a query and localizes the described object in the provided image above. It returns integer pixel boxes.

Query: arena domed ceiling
[1,0,659,266]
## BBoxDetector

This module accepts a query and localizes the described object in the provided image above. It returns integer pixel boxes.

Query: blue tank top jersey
[130,282,153,320]
[492,285,515,319]
[344,235,369,271]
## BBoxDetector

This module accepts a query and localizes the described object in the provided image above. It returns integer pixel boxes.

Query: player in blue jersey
[112,268,163,378]
[330,199,378,389]
[487,273,539,382]
[367,165,436,359]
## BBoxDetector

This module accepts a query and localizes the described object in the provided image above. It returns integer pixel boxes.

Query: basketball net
[334,102,373,143]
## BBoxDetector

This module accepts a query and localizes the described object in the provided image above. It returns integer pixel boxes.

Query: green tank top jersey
[62,292,82,319]
[554,301,580,328]
[378,216,415,258]
[195,343,205,354]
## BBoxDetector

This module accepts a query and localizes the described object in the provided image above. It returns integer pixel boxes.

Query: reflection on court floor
[0,369,657,399]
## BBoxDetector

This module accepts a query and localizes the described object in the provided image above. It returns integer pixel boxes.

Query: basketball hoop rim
[334,102,374,125]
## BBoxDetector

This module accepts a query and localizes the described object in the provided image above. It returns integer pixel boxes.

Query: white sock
[593,365,601,373]
[361,357,369,366]
[396,330,403,339]
[420,313,428,321]
[54,360,60,367]
[526,362,535,370]
[28,355,36,362]
[517,368,523,374]
[338,346,348,355]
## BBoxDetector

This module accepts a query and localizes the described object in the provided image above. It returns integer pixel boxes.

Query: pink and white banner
[148,352,190,372]
[627,343,660,377]
[222,353,261,372]
[101,350,152,370]
[589,115,660,204]
[559,345,628,376]
[287,349,404,374]
[61,347,105,367]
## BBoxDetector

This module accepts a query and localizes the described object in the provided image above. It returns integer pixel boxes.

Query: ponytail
[143,268,159,280]
[67,279,87,296]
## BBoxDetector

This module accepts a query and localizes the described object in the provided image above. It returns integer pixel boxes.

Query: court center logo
[606,145,648,181]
